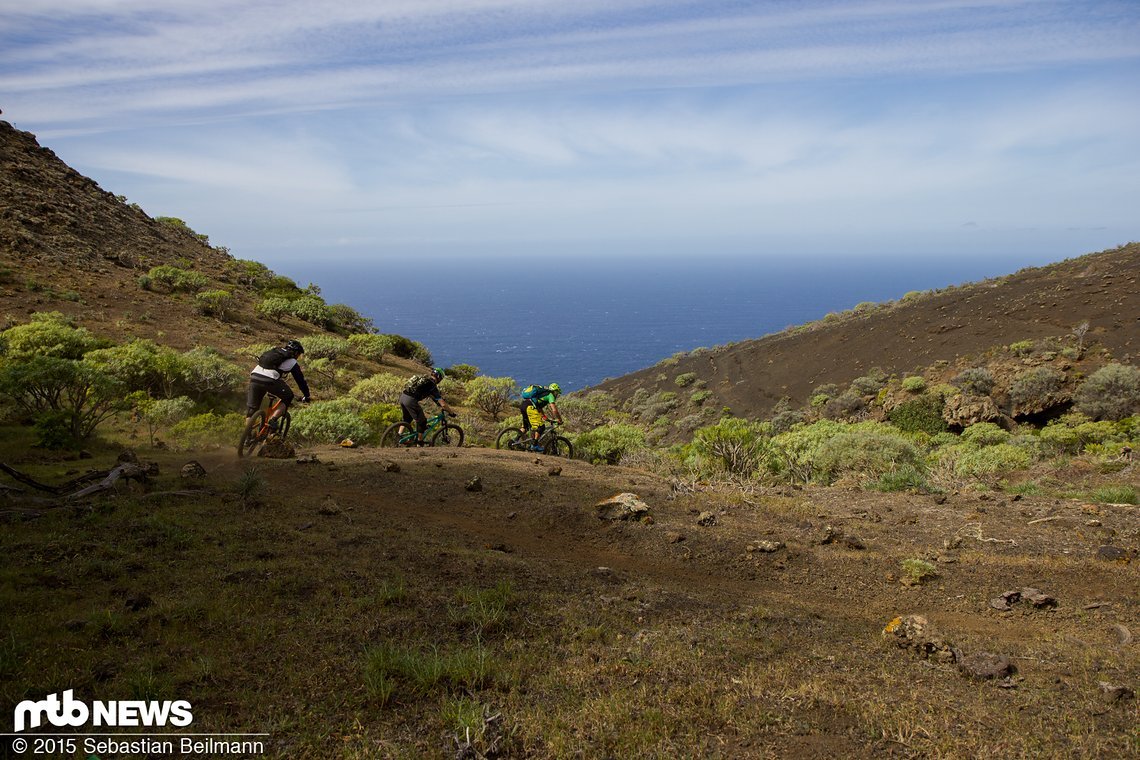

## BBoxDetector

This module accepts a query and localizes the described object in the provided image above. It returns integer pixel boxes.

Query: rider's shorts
[525,404,545,428]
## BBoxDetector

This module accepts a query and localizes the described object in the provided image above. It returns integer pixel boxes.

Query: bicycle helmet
[430,367,445,380]
[548,382,562,397]
[284,339,305,356]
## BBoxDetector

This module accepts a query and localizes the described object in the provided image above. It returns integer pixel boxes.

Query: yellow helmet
[548,382,562,397]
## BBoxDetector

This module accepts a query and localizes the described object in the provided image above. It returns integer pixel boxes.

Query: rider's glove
[300,396,311,403]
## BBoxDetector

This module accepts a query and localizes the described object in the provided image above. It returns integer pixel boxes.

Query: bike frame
[395,411,447,444]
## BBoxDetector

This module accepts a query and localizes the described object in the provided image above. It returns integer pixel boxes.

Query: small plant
[1008,340,1035,357]
[450,580,514,635]
[900,559,938,586]
[901,376,926,393]
[1091,485,1137,505]
[952,367,995,396]
[375,574,409,606]
[675,372,698,387]
[233,467,266,508]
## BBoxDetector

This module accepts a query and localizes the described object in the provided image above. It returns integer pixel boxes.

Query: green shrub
[814,428,925,486]
[0,357,126,446]
[675,372,698,387]
[169,412,244,450]
[155,216,208,243]
[1039,415,1120,454]
[1010,367,1065,408]
[574,424,646,465]
[84,339,188,397]
[870,465,927,493]
[289,295,333,328]
[849,368,888,396]
[690,390,712,406]
[328,303,374,334]
[1008,340,1035,357]
[887,393,948,435]
[444,364,480,383]
[901,376,926,393]
[822,390,866,420]
[960,422,1010,447]
[952,367,995,395]
[346,333,395,362]
[256,297,293,323]
[228,259,274,289]
[953,443,1032,477]
[194,289,233,319]
[179,347,245,399]
[349,374,405,405]
[146,265,208,293]
[558,391,619,430]
[810,393,830,408]
[901,559,938,586]
[465,376,519,420]
[300,334,349,361]
[290,399,369,444]
[0,312,98,360]
[138,396,195,446]
[360,403,402,441]
[1074,364,1140,421]
[691,418,771,477]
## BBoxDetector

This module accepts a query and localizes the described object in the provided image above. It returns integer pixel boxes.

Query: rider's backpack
[521,385,550,401]
[404,374,434,397]
[258,347,290,371]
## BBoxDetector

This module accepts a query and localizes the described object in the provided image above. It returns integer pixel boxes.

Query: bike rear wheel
[238,410,267,458]
[380,421,416,448]
[494,427,525,450]
[544,435,574,458]
[431,424,465,447]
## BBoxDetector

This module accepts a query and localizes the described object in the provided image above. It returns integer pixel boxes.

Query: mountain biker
[399,367,458,445]
[519,383,564,451]
[246,339,310,429]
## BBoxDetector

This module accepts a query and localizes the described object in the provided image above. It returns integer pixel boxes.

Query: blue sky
[2,0,1138,266]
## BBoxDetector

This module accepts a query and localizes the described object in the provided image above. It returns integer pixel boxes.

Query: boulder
[180,461,206,479]
[942,393,1008,428]
[595,493,651,521]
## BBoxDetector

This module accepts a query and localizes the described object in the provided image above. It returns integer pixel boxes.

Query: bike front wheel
[380,422,416,448]
[544,435,574,458]
[494,427,525,450]
[238,411,267,458]
[431,424,465,447]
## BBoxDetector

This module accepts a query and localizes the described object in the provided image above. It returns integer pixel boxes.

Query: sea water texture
[288,253,1051,392]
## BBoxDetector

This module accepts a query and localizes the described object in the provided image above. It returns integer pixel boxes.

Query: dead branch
[141,490,216,500]
[955,522,1017,546]
[0,463,67,494]
[65,463,146,501]
[1027,515,1063,525]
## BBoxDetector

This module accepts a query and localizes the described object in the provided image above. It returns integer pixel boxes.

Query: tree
[84,340,188,397]
[138,396,195,446]
[0,357,126,446]
[465,376,519,420]
[0,312,99,360]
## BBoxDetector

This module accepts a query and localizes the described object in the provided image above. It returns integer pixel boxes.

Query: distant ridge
[596,243,1139,420]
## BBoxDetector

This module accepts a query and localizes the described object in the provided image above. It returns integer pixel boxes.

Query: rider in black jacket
[246,339,311,427]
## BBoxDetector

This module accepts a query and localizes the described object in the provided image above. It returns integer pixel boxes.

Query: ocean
[283,253,1053,391]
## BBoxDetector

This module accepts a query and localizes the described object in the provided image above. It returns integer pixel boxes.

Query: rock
[990,590,1021,611]
[295,454,319,464]
[485,543,512,553]
[465,476,483,492]
[78,450,93,459]
[667,532,686,544]
[1096,545,1130,562]
[383,460,400,473]
[958,652,1016,680]
[1098,682,1135,703]
[882,615,957,664]
[318,497,342,516]
[750,540,784,553]
[1020,587,1057,608]
[819,525,841,544]
[842,534,866,550]
[942,393,1008,427]
[596,493,651,521]
[180,461,207,479]
[589,566,623,584]
[696,511,717,527]
[116,449,138,464]
[548,466,562,476]
[141,461,160,476]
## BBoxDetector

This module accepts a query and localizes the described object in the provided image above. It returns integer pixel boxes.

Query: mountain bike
[380,411,465,448]
[494,420,574,458]
[238,392,291,458]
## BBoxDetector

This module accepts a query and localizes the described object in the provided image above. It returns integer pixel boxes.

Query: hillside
[1,120,1138,758]
[596,243,1139,422]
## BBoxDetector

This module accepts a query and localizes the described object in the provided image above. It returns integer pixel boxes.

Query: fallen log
[65,463,147,501]
[0,463,67,494]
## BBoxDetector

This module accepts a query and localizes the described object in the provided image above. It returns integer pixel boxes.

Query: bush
[289,295,334,328]
[228,259,274,289]
[691,418,771,477]
[146,265,208,293]
[952,367,995,396]
[290,399,369,444]
[328,303,374,334]
[849,368,888,396]
[0,312,98,360]
[256,297,293,323]
[360,403,402,442]
[690,389,712,406]
[349,374,406,405]
[1008,340,1035,357]
[1091,485,1137,505]
[84,340,188,397]
[1039,415,1119,454]
[814,428,925,486]
[138,396,195,446]
[1010,367,1065,408]
[558,391,619,430]
[887,394,947,435]
[1074,364,1140,421]
[169,412,245,450]
[301,334,350,361]
[465,376,519,420]
[952,443,1032,478]
[348,333,396,362]
[870,465,927,493]
[822,390,866,420]
[0,357,126,445]
[179,347,245,400]
[675,372,698,387]
[574,424,646,465]
[901,376,926,393]
[960,422,1010,447]
[194,289,235,319]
